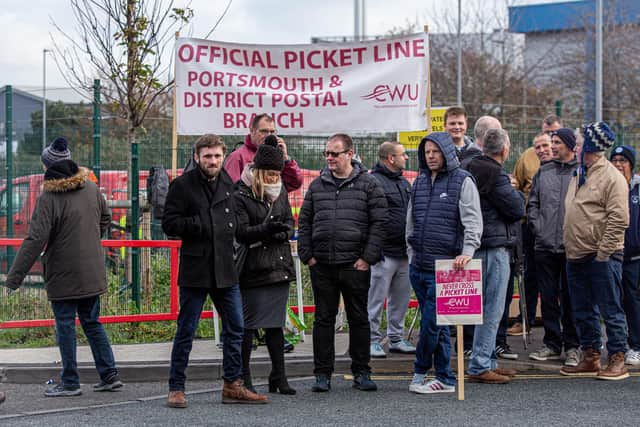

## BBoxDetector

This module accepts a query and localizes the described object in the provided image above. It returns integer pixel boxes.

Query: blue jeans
[468,247,510,375]
[409,265,456,386]
[567,259,628,355]
[622,259,640,350]
[169,285,244,391]
[51,296,117,390]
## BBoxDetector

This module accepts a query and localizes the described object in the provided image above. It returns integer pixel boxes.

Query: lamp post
[42,48,51,150]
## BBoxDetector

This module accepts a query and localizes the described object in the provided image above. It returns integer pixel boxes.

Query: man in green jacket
[5,137,121,397]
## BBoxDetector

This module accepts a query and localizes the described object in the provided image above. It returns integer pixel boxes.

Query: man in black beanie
[5,142,122,397]
[527,128,579,366]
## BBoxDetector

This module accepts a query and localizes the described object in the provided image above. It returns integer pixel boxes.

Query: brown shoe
[597,352,629,381]
[167,391,187,408]
[560,348,600,376]
[467,370,511,384]
[507,323,524,336]
[494,367,517,378]
[222,379,268,404]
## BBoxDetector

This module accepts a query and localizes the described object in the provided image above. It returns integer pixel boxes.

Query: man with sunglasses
[368,142,415,358]
[224,113,303,192]
[298,133,388,393]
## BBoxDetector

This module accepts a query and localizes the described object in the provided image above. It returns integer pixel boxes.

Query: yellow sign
[398,107,447,149]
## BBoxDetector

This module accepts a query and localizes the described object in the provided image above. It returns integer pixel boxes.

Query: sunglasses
[324,149,349,158]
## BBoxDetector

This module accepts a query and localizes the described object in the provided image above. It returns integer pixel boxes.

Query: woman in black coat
[234,139,296,395]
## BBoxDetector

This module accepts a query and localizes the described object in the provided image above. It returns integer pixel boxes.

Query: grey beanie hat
[41,137,71,168]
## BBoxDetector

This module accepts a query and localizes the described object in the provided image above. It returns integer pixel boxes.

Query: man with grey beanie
[41,137,71,168]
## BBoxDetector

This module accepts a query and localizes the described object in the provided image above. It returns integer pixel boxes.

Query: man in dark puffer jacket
[298,133,387,393]
[368,142,416,358]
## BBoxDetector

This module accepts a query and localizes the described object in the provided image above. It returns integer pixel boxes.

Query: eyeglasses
[257,128,277,135]
[324,149,349,158]
[611,158,629,164]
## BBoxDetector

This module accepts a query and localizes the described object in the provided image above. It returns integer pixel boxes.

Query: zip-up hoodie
[406,132,482,270]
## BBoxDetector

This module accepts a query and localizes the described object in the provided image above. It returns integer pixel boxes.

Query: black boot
[242,328,257,393]
[265,328,296,395]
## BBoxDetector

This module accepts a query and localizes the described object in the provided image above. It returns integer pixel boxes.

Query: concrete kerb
[0,328,597,384]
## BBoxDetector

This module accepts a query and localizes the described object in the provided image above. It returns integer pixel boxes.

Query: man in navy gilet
[406,132,483,394]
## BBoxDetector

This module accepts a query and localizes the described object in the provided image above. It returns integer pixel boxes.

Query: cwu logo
[444,297,470,307]
[361,84,419,103]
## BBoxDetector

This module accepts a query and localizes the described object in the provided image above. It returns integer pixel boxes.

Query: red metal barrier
[1,238,439,329]
[0,239,182,329]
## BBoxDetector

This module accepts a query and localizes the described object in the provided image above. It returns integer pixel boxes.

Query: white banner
[175,33,429,135]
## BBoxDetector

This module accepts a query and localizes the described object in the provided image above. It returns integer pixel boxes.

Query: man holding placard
[406,132,483,394]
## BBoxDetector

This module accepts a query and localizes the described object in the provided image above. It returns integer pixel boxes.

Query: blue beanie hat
[551,128,576,150]
[41,137,71,168]
[610,145,636,169]
[583,122,615,153]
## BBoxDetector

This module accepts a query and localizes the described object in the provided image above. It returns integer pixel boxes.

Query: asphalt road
[2,374,639,426]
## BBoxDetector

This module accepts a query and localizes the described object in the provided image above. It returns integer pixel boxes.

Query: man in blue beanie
[561,122,629,380]
[610,145,640,366]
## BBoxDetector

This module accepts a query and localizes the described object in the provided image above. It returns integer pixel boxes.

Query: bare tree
[52,0,195,145]
[413,0,560,128]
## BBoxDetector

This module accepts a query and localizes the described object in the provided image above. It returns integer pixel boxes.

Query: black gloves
[266,221,291,234]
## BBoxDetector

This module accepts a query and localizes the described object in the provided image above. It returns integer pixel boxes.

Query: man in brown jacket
[560,122,630,380]
[5,137,121,396]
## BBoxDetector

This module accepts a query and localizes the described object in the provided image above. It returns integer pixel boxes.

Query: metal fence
[0,238,316,329]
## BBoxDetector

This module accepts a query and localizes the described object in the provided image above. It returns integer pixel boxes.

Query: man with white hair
[465,129,525,384]
[457,116,502,357]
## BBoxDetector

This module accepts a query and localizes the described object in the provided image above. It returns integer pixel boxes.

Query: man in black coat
[368,141,415,358]
[163,134,268,407]
[298,133,388,393]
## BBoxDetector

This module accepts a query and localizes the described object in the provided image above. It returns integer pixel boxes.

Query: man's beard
[198,162,220,178]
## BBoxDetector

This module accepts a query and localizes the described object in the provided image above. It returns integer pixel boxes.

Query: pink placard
[435,259,483,325]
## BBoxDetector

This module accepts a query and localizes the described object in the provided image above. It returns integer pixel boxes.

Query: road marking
[344,372,640,381]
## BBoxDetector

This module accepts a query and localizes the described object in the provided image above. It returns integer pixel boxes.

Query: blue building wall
[0,87,42,149]
[509,0,640,122]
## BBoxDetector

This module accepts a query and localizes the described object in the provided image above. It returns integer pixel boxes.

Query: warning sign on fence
[435,259,483,325]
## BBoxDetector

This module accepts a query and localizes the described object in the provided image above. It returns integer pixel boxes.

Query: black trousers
[310,262,371,376]
[535,251,579,353]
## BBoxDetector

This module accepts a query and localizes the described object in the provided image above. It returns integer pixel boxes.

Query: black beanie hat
[253,135,284,171]
[42,137,71,168]
[551,128,576,150]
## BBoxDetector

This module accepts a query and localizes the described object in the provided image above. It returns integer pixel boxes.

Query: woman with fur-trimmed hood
[5,137,121,397]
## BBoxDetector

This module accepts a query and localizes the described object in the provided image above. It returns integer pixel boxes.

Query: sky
[0,0,571,92]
